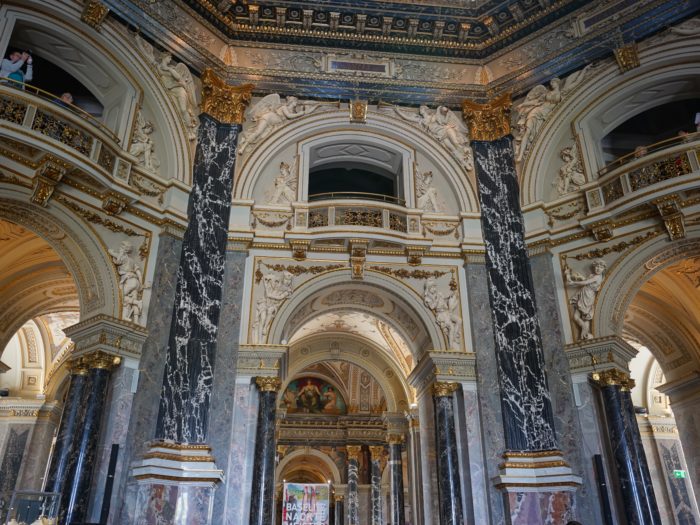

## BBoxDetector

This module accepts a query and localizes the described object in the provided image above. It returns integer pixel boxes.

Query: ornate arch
[267,268,444,355]
[0,188,120,352]
[595,230,700,376]
[234,109,479,213]
[277,448,343,485]
[285,333,413,411]
[520,36,700,206]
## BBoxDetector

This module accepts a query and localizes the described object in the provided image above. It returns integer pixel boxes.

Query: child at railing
[0,50,33,88]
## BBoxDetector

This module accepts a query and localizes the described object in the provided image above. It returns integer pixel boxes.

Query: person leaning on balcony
[0,50,33,88]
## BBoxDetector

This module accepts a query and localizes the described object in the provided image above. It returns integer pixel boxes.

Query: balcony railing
[0,82,168,205]
[305,202,409,233]
[587,133,700,211]
[308,191,405,205]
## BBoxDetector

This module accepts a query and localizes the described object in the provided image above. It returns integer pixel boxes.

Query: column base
[494,451,582,525]
[124,442,224,525]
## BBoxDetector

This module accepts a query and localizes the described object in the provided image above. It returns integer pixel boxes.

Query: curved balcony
[586,132,700,212]
[0,82,167,206]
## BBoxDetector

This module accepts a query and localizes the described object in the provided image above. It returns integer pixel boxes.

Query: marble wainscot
[463,96,581,524]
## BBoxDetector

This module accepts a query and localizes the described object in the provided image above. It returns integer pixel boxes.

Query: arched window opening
[601,98,700,163]
[307,141,404,204]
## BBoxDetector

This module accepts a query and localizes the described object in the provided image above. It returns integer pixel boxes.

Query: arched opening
[619,254,700,521]
[307,140,404,204]
[601,98,700,162]
[0,217,79,495]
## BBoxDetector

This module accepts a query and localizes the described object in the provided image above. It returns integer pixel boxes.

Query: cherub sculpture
[238,94,323,154]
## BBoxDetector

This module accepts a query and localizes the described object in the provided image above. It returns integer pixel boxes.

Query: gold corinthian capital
[201,68,254,125]
[255,376,282,392]
[462,92,512,141]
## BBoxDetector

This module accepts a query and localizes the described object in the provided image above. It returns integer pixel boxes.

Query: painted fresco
[282,377,347,415]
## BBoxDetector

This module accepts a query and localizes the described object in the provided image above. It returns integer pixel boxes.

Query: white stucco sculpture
[565,258,607,340]
[135,35,198,141]
[423,277,461,349]
[393,105,474,171]
[415,170,442,212]
[556,142,585,195]
[129,110,160,173]
[268,156,298,204]
[252,269,294,343]
[239,94,324,154]
[109,241,147,325]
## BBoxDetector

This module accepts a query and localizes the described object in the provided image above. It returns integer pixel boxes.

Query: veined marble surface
[434,394,463,525]
[370,457,383,525]
[347,458,359,525]
[472,136,557,452]
[156,115,241,443]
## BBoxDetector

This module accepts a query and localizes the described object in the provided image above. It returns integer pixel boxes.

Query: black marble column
[388,437,406,525]
[369,446,383,525]
[48,352,119,525]
[155,112,244,444]
[45,361,88,498]
[249,377,281,525]
[334,496,344,525]
[433,382,463,525]
[464,98,557,452]
[346,446,361,525]
[594,370,660,525]
[65,362,115,524]
[620,389,662,524]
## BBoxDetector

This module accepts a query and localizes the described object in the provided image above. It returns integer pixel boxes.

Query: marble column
[249,376,281,525]
[334,495,344,525]
[387,435,406,525]
[462,96,579,523]
[593,369,660,524]
[621,389,662,523]
[432,382,463,525]
[346,445,361,525]
[44,358,89,498]
[369,446,384,525]
[127,73,253,524]
[64,352,121,525]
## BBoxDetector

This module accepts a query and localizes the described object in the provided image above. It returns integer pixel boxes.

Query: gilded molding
[462,93,512,141]
[255,375,282,392]
[200,69,253,125]
[614,42,640,73]
[591,368,635,390]
[368,445,384,460]
[387,433,404,445]
[150,441,211,451]
[31,157,69,207]
[142,452,215,462]
[80,349,122,370]
[432,381,459,397]
[349,100,368,123]
[81,0,110,30]
[503,450,563,459]
[346,444,362,461]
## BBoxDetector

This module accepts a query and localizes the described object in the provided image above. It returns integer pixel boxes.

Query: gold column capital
[201,69,254,125]
[80,350,121,370]
[432,381,460,397]
[346,445,362,461]
[462,92,512,141]
[334,494,345,503]
[67,357,89,376]
[387,433,404,445]
[255,376,282,392]
[368,445,384,460]
[591,368,633,389]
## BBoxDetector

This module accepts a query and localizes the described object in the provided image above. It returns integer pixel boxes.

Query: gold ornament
[368,445,384,460]
[200,69,253,125]
[80,350,122,370]
[255,376,282,392]
[462,93,512,141]
[590,368,630,388]
[346,445,362,461]
[432,381,459,397]
[81,0,110,30]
